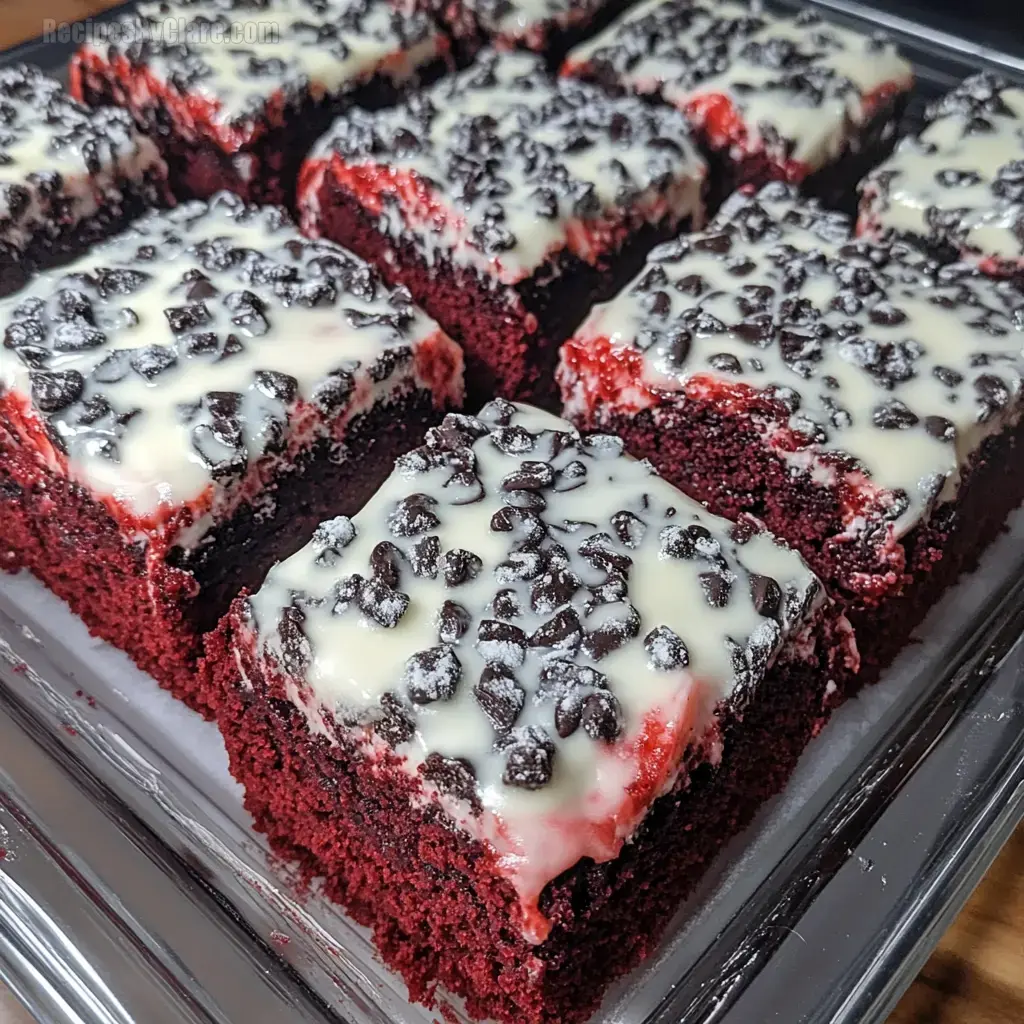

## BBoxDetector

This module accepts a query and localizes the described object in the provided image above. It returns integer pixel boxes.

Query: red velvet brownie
[70,0,448,207]
[298,50,706,408]
[859,73,1024,279]
[206,400,853,1024]
[558,183,1024,688]
[0,64,168,298]
[0,191,462,715]
[564,0,913,205]
[418,0,635,65]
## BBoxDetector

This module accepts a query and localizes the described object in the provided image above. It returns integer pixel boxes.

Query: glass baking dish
[2,3,1024,1023]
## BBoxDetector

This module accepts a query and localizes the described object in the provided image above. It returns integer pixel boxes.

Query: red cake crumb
[70,0,448,207]
[563,0,913,207]
[299,50,705,409]
[0,193,462,715]
[0,64,169,297]
[558,184,1024,689]
[203,401,854,1023]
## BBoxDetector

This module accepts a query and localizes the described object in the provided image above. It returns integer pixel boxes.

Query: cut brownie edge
[207,574,849,1024]
[302,164,686,408]
[0,387,445,717]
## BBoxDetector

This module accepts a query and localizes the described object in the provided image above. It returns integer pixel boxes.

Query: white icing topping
[245,400,824,939]
[561,184,1024,539]
[859,73,1024,269]
[566,0,912,173]
[87,0,442,132]
[0,64,165,252]
[0,192,461,536]
[302,50,705,283]
[445,0,611,43]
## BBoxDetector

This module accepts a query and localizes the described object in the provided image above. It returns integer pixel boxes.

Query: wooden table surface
[0,0,1022,1022]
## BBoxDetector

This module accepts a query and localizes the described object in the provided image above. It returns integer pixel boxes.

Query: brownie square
[0,191,463,715]
[558,183,1024,688]
[564,0,913,205]
[205,399,853,1024]
[299,49,705,408]
[0,64,168,298]
[70,0,448,207]
[419,0,636,65]
[859,73,1024,279]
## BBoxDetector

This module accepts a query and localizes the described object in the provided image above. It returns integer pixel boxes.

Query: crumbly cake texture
[558,183,1024,686]
[564,0,913,199]
[0,191,462,713]
[69,0,448,206]
[0,64,168,297]
[859,73,1024,278]
[206,400,853,1024]
[298,50,706,408]
[419,0,634,64]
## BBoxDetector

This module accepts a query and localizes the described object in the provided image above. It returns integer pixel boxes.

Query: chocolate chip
[644,625,689,671]
[581,434,624,460]
[933,365,964,388]
[278,603,311,678]
[529,608,583,651]
[440,548,482,587]
[164,302,210,334]
[311,371,354,413]
[131,345,178,380]
[422,753,479,811]
[924,415,956,442]
[358,578,409,628]
[749,573,783,619]
[478,397,516,427]
[530,565,582,614]
[496,550,544,583]
[311,516,356,567]
[974,373,1010,421]
[493,589,523,620]
[501,461,554,492]
[659,523,710,560]
[699,570,733,608]
[377,692,414,746]
[438,600,470,644]
[254,370,298,403]
[872,400,919,430]
[404,646,461,704]
[580,691,622,742]
[476,620,527,669]
[30,369,84,412]
[581,604,641,661]
[474,666,524,733]
[330,575,364,615]
[369,541,403,588]
[388,494,441,537]
[609,510,646,549]
[501,726,555,790]
[409,535,440,578]
[491,425,535,455]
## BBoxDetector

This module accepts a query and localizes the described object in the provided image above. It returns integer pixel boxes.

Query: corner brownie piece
[564,0,912,203]
[0,64,168,298]
[859,73,1024,278]
[205,400,852,1024]
[70,0,448,207]
[298,49,706,408]
[558,183,1024,687]
[0,191,462,715]
[419,0,635,65]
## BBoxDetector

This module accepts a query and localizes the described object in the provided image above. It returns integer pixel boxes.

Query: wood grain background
[0,1,1021,1021]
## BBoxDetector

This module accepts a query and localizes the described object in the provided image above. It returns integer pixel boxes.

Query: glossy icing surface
[560,184,1024,538]
[0,192,461,539]
[302,50,705,283]
[246,400,825,939]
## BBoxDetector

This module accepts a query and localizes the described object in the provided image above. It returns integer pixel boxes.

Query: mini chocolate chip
[278,603,311,677]
[491,425,535,455]
[409,535,440,578]
[553,459,588,492]
[529,608,583,651]
[474,666,524,733]
[708,353,742,373]
[164,302,210,334]
[476,620,527,669]
[493,589,523,620]
[422,752,479,811]
[975,373,1010,421]
[330,575,364,615]
[933,365,964,388]
[581,604,641,661]
[872,400,919,430]
[369,541,403,588]
[311,371,355,413]
[924,415,956,442]
[610,510,647,549]
[254,370,298,403]
[377,692,414,746]
[358,578,409,628]
[496,550,544,582]
[130,345,178,380]
[311,516,356,567]
[30,369,84,412]
[699,570,733,608]
[581,434,625,460]
[440,548,482,587]
[388,494,441,537]
[644,625,689,670]
[438,600,471,644]
[580,691,622,742]
[478,397,516,426]
[501,461,554,492]
[749,573,782,619]
[502,726,555,790]
[404,646,461,704]
[660,523,712,560]
[531,566,582,614]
